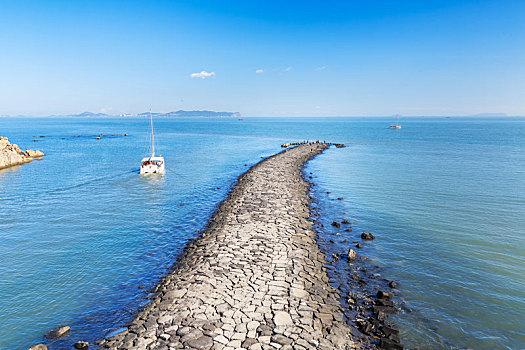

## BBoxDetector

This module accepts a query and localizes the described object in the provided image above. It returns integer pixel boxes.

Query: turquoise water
[0,117,523,349]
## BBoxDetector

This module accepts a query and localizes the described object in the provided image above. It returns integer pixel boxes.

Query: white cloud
[255,69,264,74]
[315,106,321,109]
[317,66,326,71]
[190,70,215,79]
[283,66,292,72]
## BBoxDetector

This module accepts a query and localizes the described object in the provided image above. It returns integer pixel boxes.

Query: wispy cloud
[255,69,264,74]
[317,66,326,71]
[190,70,215,79]
[283,66,292,72]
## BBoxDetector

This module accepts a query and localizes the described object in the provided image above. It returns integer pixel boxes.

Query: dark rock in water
[345,228,353,232]
[377,290,393,299]
[389,281,397,288]
[341,220,350,224]
[124,133,128,136]
[373,306,398,314]
[361,232,375,240]
[326,191,331,194]
[355,243,362,248]
[379,337,403,349]
[28,344,47,350]
[337,197,344,200]
[74,341,89,349]
[381,326,400,339]
[45,325,70,339]
[377,299,394,307]
[347,249,357,261]
[376,310,388,322]
[331,221,341,228]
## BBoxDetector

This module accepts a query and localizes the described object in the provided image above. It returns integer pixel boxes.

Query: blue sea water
[0,117,523,349]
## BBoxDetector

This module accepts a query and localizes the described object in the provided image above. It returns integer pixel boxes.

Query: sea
[0,116,523,350]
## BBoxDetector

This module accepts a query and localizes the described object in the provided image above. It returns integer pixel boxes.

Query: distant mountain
[73,112,110,117]
[133,110,241,118]
[54,110,241,118]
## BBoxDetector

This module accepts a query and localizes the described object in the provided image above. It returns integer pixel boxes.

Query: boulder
[347,248,357,260]
[337,197,344,200]
[25,149,45,157]
[389,281,397,288]
[331,221,341,228]
[361,232,375,240]
[45,325,70,339]
[377,290,393,299]
[28,344,47,350]
[1,136,45,169]
[341,220,350,224]
[74,341,89,349]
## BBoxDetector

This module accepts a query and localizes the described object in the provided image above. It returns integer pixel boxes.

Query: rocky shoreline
[0,136,44,169]
[94,143,359,350]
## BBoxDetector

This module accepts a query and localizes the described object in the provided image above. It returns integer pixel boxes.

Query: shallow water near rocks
[0,117,524,349]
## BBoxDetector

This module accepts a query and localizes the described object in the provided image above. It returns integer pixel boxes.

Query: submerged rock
[377,290,393,299]
[74,341,89,349]
[28,344,47,350]
[361,232,375,240]
[45,325,70,339]
[379,337,403,349]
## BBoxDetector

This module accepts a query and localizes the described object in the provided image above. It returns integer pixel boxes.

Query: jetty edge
[0,136,44,169]
[98,143,357,350]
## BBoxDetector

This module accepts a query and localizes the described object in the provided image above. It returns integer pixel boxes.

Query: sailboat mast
[150,111,155,157]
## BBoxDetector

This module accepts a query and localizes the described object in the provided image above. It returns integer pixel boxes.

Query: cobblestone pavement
[101,143,356,350]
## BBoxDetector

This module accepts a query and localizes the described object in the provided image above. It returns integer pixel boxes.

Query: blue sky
[0,0,524,116]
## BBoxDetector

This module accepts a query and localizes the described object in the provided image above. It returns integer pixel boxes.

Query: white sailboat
[140,112,165,175]
[389,115,402,129]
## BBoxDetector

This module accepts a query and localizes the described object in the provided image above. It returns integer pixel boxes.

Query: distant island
[69,110,241,118]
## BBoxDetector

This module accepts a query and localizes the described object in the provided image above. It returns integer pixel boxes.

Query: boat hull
[140,164,165,175]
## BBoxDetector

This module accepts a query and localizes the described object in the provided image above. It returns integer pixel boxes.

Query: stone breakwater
[0,136,44,169]
[100,143,357,350]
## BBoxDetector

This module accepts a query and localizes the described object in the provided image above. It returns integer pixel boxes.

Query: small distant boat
[140,112,165,175]
[389,115,402,129]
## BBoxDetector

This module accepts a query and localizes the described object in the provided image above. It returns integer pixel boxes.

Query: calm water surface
[0,117,523,349]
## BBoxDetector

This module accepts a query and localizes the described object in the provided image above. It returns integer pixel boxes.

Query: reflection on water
[0,117,524,350]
